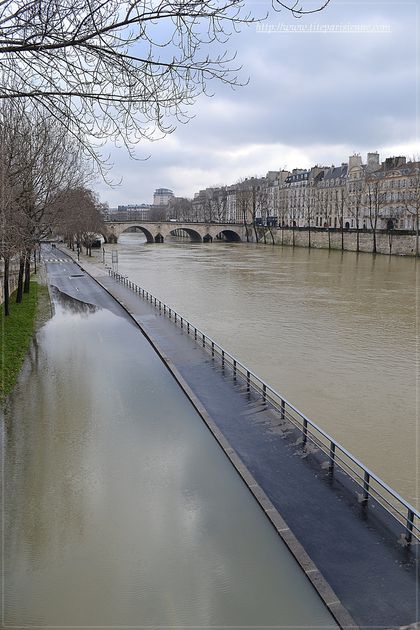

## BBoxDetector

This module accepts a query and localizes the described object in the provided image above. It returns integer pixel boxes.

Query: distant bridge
[103,220,248,243]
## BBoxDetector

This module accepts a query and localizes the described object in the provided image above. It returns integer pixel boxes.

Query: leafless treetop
[0,0,332,164]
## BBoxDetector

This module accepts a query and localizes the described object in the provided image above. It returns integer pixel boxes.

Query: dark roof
[322,164,348,180]
[285,171,309,184]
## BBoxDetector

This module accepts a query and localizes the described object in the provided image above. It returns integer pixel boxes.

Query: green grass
[0,281,49,404]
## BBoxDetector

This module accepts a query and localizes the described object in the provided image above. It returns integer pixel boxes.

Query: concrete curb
[57,246,358,629]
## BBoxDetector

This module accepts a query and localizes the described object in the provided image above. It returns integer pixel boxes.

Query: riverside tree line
[0,102,105,316]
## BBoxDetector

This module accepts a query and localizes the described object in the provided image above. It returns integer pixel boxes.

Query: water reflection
[3,289,336,627]
[50,285,99,315]
[101,233,417,506]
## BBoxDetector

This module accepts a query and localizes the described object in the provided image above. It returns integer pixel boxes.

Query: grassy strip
[0,281,49,404]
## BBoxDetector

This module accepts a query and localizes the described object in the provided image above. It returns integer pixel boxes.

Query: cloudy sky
[95,0,418,207]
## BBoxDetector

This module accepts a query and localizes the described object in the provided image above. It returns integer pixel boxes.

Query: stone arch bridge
[103,220,248,244]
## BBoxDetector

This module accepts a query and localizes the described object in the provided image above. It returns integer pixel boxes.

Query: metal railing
[110,269,419,545]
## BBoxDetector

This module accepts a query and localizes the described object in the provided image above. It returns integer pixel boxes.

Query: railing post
[202,334,205,348]
[187,322,190,334]
[169,308,172,319]
[154,297,156,306]
[181,317,183,329]
[211,341,214,357]
[164,304,166,315]
[280,398,285,420]
[233,359,237,380]
[405,509,414,544]
[329,441,336,474]
[194,328,197,340]
[175,313,177,323]
[246,370,250,392]
[262,383,267,402]
[303,418,308,445]
[222,350,225,368]
[363,471,370,505]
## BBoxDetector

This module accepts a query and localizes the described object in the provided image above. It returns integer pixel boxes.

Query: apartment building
[188,153,419,232]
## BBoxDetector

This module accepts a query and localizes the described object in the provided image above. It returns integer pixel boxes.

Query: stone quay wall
[266,228,417,256]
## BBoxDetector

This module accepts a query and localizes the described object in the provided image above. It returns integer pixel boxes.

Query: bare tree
[0,1,258,166]
[337,187,347,251]
[348,180,364,253]
[274,0,332,15]
[404,161,420,257]
[0,163,29,314]
[0,1,331,167]
[1,102,87,293]
[365,175,386,254]
[168,197,193,221]
[304,184,316,248]
[212,188,228,223]
[55,187,105,254]
[256,185,274,244]
[236,183,252,242]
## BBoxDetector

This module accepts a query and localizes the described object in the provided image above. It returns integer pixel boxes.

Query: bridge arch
[215,229,241,242]
[170,228,202,242]
[118,225,155,243]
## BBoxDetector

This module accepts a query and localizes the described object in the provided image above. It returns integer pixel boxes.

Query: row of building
[185,153,419,231]
[109,188,175,220]
[109,154,419,232]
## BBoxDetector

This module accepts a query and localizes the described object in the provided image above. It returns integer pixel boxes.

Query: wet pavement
[60,246,420,629]
[1,245,338,628]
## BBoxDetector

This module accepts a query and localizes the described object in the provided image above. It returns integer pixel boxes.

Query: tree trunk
[356,220,360,253]
[33,249,37,274]
[372,230,377,254]
[16,256,25,304]
[4,257,10,316]
[416,213,419,258]
[341,220,344,251]
[253,223,259,243]
[24,252,31,293]
[308,221,311,248]
[327,228,331,250]
[292,226,295,247]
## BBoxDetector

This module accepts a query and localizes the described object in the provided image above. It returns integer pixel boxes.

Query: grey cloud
[95,1,417,205]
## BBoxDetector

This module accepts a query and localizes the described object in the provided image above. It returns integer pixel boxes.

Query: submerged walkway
[5,245,337,628]
[59,246,418,629]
